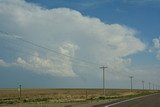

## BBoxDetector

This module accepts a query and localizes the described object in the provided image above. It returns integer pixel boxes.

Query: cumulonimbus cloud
[0,0,146,77]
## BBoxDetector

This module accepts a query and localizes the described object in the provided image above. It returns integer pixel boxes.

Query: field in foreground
[0,88,159,107]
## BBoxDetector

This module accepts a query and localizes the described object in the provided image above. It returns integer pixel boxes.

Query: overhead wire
[0,30,101,67]
[0,30,159,89]
[0,32,99,71]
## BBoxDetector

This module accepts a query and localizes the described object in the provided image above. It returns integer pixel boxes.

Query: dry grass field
[0,88,158,106]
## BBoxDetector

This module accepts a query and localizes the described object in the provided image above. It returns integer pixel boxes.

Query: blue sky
[0,0,160,89]
[26,0,160,39]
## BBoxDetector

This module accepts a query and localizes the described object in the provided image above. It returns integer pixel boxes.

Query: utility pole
[142,81,144,90]
[129,76,133,92]
[100,66,107,96]
[156,85,158,90]
[149,82,151,90]
[85,89,87,100]
[153,84,154,90]
[19,85,22,100]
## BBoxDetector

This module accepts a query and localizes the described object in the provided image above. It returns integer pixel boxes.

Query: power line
[0,30,101,67]
[1,30,159,90]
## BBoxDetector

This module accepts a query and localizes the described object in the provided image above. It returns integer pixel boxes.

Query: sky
[0,0,160,89]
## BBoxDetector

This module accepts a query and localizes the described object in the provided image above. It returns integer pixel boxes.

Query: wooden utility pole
[85,89,87,100]
[19,85,21,100]
[142,81,144,90]
[100,66,107,96]
[130,76,133,92]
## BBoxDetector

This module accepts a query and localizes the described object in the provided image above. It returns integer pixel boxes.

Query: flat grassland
[0,88,158,106]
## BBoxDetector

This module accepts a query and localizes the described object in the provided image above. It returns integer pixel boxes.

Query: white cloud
[152,37,160,60]
[0,59,10,67]
[148,49,153,53]
[0,0,145,77]
[153,37,160,49]
[156,50,160,60]
[15,51,77,77]
[0,42,78,77]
